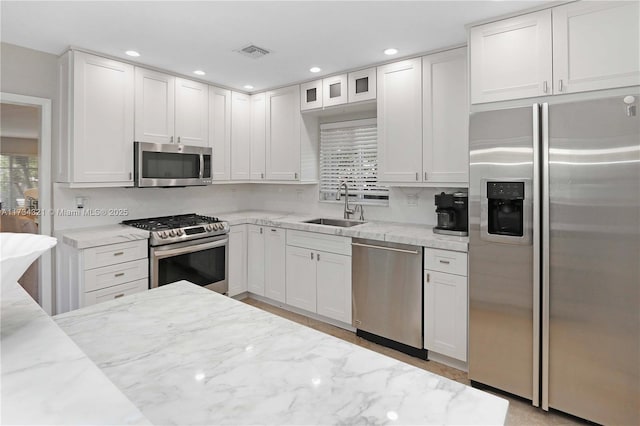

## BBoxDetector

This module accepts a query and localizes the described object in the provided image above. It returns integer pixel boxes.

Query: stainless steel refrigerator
[468,91,640,425]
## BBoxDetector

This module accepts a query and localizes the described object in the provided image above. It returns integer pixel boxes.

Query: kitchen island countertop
[55,281,507,425]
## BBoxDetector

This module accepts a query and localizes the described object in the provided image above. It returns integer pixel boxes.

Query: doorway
[0,93,53,314]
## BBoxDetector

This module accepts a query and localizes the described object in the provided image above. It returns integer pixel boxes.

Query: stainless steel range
[122,214,229,294]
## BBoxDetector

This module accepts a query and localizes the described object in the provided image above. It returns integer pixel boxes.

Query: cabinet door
[469,9,552,104]
[424,270,467,361]
[175,78,208,146]
[322,74,348,107]
[209,86,232,180]
[72,52,134,183]
[316,251,352,324]
[265,86,300,181]
[247,225,265,295]
[231,92,251,180]
[264,227,286,302]
[134,68,175,144]
[423,48,469,184]
[348,68,376,103]
[300,80,323,111]
[377,58,423,183]
[228,225,247,297]
[552,1,640,94]
[250,93,266,181]
[285,246,317,312]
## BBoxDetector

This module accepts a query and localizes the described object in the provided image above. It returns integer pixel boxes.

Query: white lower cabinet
[247,225,266,295]
[56,239,149,314]
[285,230,352,324]
[228,225,247,297]
[264,227,286,302]
[424,248,468,362]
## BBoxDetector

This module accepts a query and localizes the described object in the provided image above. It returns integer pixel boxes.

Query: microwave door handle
[153,238,228,259]
[199,154,204,179]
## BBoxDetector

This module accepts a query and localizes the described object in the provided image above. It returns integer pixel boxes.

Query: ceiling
[1,1,550,92]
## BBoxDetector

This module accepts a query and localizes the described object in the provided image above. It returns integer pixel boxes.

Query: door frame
[1,92,54,314]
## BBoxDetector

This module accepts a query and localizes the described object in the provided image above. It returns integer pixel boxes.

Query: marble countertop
[1,282,150,425]
[56,224,150,249]
[55,211,468,252]
[214,210,469,252]
[55,281,507,425]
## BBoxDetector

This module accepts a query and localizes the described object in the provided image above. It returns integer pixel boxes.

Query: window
[0,154,38,210]
[319,118,388,205]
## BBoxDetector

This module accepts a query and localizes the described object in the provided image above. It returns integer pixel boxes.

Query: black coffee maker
[434,192,468,236]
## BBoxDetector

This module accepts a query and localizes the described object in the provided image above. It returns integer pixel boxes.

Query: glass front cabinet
[322,74,348,107]
[348,67,376,103]
[300,80,323,111]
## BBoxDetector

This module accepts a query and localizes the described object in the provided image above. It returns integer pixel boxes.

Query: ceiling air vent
[236,44,271,59]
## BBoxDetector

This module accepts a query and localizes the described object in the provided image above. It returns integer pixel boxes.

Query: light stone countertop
[56,210,468,252]
[1,282,150,425]
[213,210,469,252]
[56,224,150,249]
[55,281,508,425]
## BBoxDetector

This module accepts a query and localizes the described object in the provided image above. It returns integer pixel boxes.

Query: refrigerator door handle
[532,103,541,408]
[541,102,551,411]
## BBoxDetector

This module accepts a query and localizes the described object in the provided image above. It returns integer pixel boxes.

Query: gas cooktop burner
[122,213,229,246]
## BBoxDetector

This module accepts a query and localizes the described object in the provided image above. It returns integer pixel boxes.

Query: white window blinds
[319,118,388,204]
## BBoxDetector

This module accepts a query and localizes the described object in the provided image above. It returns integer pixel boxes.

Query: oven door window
[158,245,225,287]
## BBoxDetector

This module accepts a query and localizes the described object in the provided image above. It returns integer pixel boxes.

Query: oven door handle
[153,238,228,259]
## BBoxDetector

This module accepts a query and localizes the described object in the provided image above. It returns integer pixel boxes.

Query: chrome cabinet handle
[311,252,314,260]
[114,293,125,299]
[424,172,428,181]
[261,173,264,179]
[558,79,564,92]
[128,172,132,180]
[114,272,125,277]
[426,273,430,283]
[543,81,548,93]
[439,259,450,264]
[317,253,320,261]
[177,136,181,144]
[415,172,419,181]
[170,136,174,143]
[113,252,124,256]
[259,227,263,234]
[294,172,298,180]
[271,229,277,232]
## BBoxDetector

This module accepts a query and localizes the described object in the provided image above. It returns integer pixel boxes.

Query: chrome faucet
[336,181,355,219]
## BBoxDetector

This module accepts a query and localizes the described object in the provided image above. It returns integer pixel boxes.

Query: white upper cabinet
[134,68,175,144]
[552,1,640,94]
[377,58,423,183]
[209,86,231,180]
[470,9,552,104]
[250,93,266,181]
[175,78,208,146]
[348,67,376,103]
[265,85,301,181]
[300,80,323,111]
[423,48,469,184]
[60,51,134,185]
[231,91,251,181]
[322,74,348,107]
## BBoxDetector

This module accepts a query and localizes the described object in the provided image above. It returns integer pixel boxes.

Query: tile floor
[242,297,587,426]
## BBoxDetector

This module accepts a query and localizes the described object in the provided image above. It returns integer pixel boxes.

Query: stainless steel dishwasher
[352,238,426,359]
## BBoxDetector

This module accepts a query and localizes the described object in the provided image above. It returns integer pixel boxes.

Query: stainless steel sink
[303,218,366,227]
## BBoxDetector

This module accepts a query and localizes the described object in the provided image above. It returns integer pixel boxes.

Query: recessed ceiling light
[309,67,321,73]
[384,48,398,56]
[244,85,254,90]
[125,50,140,57]
[193,70,206,76]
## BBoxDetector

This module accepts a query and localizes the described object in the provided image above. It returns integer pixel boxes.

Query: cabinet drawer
[286,229,351,256]
[424,248,467,276]
[84,240,147,270]
[84,258,148,292]
[84,279,148,307]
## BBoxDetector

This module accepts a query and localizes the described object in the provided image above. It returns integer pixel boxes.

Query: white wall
[53,184,252,230]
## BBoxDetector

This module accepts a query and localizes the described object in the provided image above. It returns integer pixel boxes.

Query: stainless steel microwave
[134,142,212,187]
